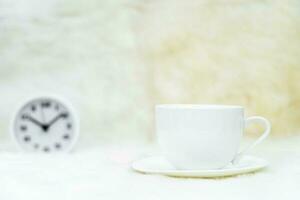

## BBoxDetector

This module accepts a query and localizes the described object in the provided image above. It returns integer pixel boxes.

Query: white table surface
[0,136,300,200]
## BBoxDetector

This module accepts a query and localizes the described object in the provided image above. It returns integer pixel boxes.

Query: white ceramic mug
[156,104,271,170]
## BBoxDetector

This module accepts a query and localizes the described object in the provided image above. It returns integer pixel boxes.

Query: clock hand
[41,103,46,124]
[23,115,47,130]
[46,113,68,128]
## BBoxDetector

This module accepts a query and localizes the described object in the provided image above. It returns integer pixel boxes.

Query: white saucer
[132,155,268,178]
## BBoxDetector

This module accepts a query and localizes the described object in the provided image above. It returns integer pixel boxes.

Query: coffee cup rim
[156,104,244,110]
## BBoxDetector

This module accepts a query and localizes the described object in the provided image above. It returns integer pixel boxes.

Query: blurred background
[0,0,299,144]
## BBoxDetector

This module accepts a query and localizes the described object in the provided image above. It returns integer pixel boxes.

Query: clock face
[12,97,78,153]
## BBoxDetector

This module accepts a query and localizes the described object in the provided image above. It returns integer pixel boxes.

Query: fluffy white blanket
[1,137,299,200]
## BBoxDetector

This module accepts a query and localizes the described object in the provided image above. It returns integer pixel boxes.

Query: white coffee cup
[156,104,271,170]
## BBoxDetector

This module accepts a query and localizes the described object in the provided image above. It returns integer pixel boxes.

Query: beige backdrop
[0,0,299,141]
[134,0,300,137]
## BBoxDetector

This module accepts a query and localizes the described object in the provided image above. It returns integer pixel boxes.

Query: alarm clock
[11,95,79,153]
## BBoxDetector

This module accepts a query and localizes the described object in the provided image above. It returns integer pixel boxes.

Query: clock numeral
[23,136,31,142]
[21,114,27,120]
[31,105,37,112]
[43,147,50,152]
[63,134,70,140]
[66,123,72,129]
[20,125,27,131]
[55,143,61,149]
[62,113,69,119]
[41,101,51,108]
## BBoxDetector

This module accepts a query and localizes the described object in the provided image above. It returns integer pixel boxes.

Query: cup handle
[232,116,271,164]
